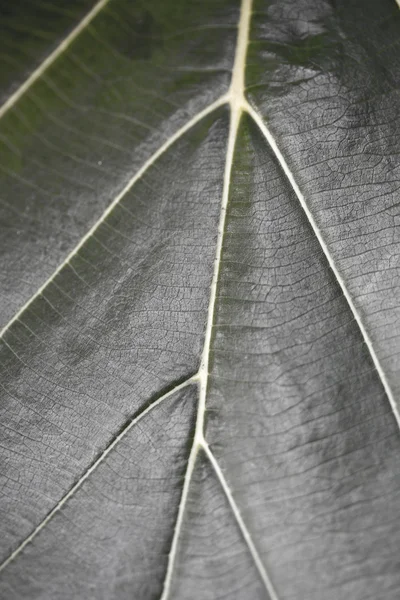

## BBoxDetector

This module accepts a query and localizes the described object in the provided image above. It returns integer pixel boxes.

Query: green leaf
[1,0,400,598]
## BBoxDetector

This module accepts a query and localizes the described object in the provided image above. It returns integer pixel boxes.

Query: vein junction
[1,0,395,593]
[0,0,278,592]
[160,0,278,598]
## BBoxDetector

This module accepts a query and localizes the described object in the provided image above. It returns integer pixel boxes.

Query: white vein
[196,0,251,443]
[158,411,199,600]
[0,95,227,340]
[244,100,400,430]
[160,2,272,598]
[1,0,392,592]
[0,375,197,573]
[0,0,110,120]
[203,443,279,600]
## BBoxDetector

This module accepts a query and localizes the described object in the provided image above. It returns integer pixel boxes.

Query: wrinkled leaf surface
[1,1,400,598]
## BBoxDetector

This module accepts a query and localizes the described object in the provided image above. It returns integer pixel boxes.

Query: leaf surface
[0,0,98,103]
[1,0,400,598]
[0,0,237,326]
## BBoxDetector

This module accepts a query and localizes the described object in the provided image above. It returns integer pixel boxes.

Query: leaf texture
[0,0,238,327]
[1,0,400,598]
[0,0,98,103]
[0,384,198,599]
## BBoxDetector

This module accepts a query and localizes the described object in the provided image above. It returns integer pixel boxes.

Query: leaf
[1,0,400,598]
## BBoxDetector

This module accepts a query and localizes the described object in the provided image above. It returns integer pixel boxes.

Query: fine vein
[0,375,196,573]
[0,0,110,120]
[244,101,400,429]
[0,95,227,341]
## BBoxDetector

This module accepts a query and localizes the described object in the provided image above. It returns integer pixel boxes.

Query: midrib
[159,0,278,597]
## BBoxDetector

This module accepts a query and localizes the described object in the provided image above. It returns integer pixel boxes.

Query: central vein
[160,0,253,597]
[196,0,253,444]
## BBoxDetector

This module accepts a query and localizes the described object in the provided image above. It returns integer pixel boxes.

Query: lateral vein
[244,100,400,429]
[0,94,227,341]
[203,443,279,600]
[0,0,110,120]
[0,375,197,573]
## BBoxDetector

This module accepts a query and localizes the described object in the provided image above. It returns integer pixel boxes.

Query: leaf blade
[0,384,198,599]
[247,0,400,403]
[206,112,400,599]
[0,0,238,327]
[1,0,400,597]
[0,0,99,106]
[0,107,229,562]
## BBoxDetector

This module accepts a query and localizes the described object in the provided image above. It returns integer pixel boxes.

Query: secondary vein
[0,95,227,341]
[0,0,110,120]
[204,444,279,600]
[244,100,400,430]
[0,375,197,573]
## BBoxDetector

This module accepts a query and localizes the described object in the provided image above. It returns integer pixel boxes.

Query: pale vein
[160,1,277,598]
[0,376,196,573]
[204,444,279,600]
[0,95,227,340]
[244,101,400,430]
[0,0,395,594]
[0,0,110,120]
